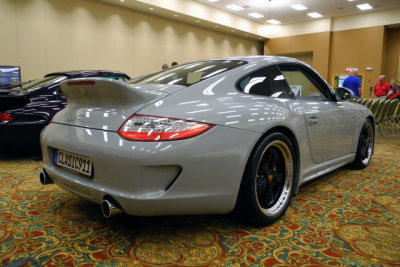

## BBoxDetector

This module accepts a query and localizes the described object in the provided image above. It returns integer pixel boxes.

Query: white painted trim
[332,8,400,32]
[267,8,400,38]
[263,18,332,38]
[99,1,400,39]
[100,0,264,37]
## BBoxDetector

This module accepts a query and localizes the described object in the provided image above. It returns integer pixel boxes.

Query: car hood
[0,92,30,112]
[0,86,47,111]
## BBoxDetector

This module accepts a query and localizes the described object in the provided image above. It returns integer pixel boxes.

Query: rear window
[127,60,247,87]
[19,76,66,91]
[101,76,130,82]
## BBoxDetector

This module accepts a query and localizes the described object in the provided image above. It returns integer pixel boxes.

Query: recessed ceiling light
[226,4,244,11]
[290,4,307,11]
[357,3,373,10]
[248,12,264,18]
[307,12,322,18]
[267,19,281,24]
[207,0,220,2]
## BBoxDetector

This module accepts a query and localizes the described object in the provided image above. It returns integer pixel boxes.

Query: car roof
[178,56,307,70]
[212,55,305,65]
[44,70,130,79]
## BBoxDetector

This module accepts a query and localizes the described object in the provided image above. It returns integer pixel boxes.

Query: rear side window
[128,60,247,87]
[279,64,331,101]
[237,65,293,99]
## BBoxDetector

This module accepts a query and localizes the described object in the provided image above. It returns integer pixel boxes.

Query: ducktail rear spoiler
[60,78,160,108]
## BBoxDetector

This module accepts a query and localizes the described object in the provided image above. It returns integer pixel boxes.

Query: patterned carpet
[0,138,399,267]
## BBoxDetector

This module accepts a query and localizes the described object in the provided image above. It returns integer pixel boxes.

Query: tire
[237,132,295,226]
[350,119,374,169]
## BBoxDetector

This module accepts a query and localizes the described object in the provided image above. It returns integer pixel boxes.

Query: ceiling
[194,0,400,25]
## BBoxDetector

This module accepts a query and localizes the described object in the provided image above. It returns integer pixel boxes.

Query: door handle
[308,116,319,125]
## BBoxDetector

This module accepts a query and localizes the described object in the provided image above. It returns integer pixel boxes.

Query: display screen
[338,76,347,87]
[0,66,21,86]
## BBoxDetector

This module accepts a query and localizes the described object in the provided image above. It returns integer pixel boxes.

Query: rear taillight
[0,113,13,121]
[118,114,213,141]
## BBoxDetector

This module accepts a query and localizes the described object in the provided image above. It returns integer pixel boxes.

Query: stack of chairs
[352,98,400,137]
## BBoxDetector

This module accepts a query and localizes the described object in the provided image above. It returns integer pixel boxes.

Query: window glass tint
[237,65,292,98]
[18,76,66,91]
[279,65,328,101]
[127,60,247,87]
[101,76,130,81]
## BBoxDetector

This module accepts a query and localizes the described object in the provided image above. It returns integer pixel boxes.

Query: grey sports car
[39,56,375,225]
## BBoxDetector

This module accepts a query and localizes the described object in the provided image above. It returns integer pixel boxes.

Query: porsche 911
[39,56,374,225]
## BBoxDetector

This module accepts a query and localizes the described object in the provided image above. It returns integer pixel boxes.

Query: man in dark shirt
[342,68,362,98]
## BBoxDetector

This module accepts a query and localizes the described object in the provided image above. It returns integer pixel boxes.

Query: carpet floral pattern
[0,138,400,266]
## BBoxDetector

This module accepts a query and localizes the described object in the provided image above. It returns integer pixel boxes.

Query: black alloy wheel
[237,132,295,225]
[351,119,374,169]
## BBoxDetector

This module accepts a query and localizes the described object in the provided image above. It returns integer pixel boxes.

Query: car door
[278,64,355,164]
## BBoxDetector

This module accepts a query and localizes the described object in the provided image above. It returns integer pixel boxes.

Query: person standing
[372,75,390,99]
[342,68,362,98]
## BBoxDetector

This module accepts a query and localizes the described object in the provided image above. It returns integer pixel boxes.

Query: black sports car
[0,70,130,152]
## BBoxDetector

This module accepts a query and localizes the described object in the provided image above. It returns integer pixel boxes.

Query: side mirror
[335,87,355,101]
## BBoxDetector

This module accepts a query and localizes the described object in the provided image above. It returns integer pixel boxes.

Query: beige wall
[264,26,398,98]
[329,26,386,98]
[384,28,400,82]
[0,0,262,81]
[264,32,331,80]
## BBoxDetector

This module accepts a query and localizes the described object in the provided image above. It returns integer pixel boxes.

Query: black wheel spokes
[267,148,279,170]
[360,128,372,160]
[256,174,274,207]
[256,147,285,209]
[256,174,267,196]
[360,132,368,159]
[265,180,274,206]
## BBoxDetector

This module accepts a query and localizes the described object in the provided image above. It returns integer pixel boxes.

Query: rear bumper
[40,123,261,216]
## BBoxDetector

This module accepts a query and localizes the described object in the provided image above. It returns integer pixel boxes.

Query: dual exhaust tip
[39,170,53,185]
[39,169,124,218]
[101,198,124,218]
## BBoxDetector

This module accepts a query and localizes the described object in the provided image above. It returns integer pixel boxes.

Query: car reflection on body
[39,56,375,225]
[0,70,130,152]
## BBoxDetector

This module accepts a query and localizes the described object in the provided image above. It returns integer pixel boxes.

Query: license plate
[54,149,93,177]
